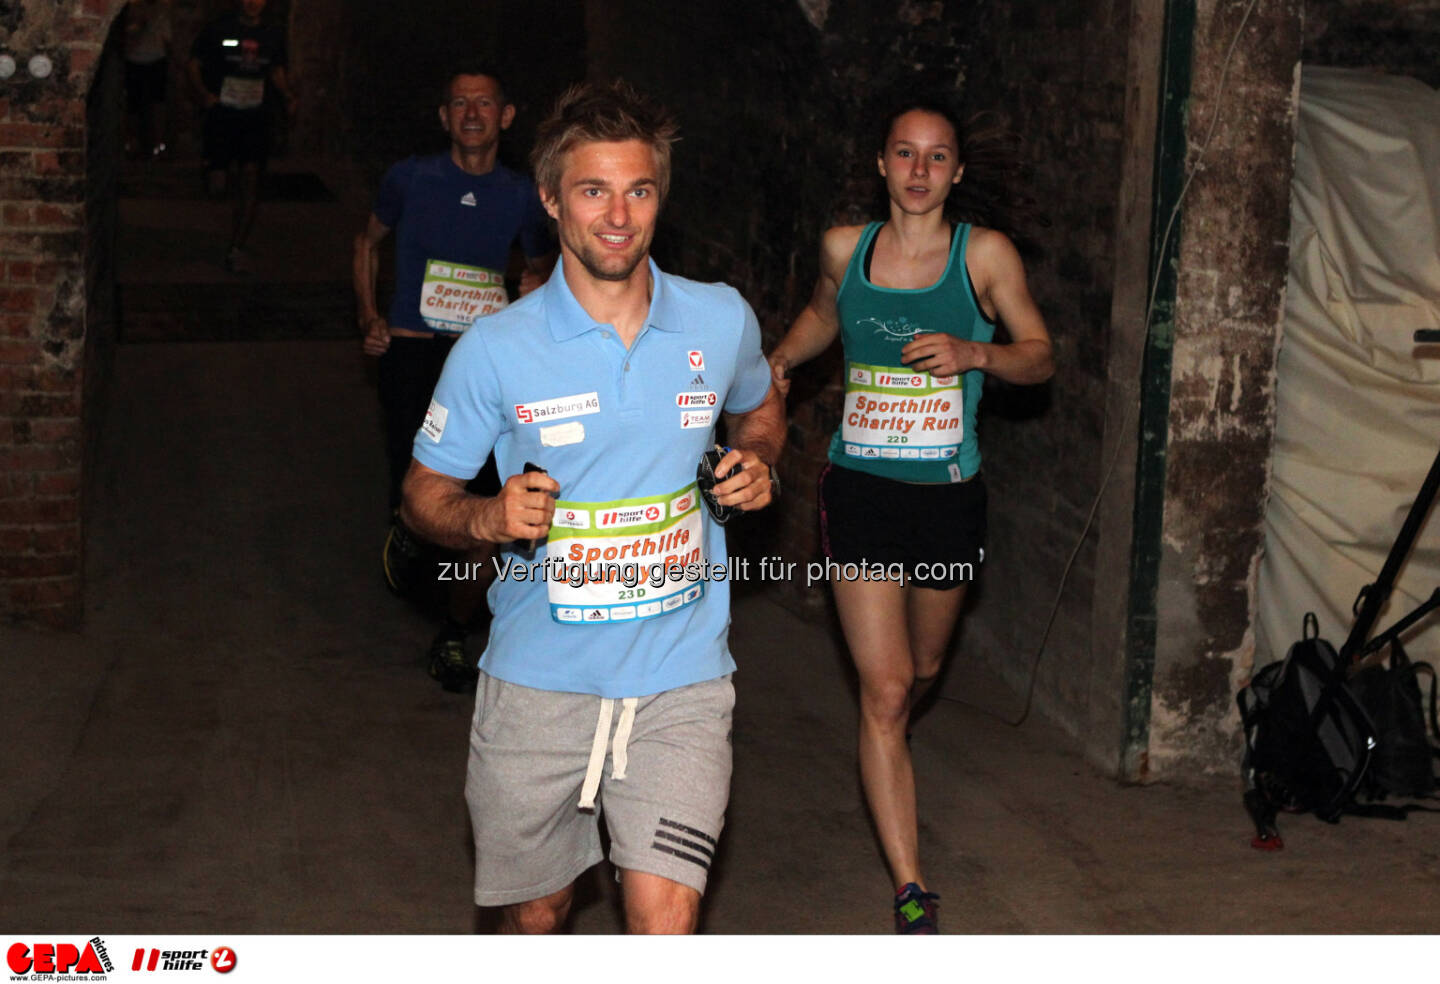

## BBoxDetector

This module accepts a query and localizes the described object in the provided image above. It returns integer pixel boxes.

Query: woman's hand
[900,333,987,378]
[768,353,792,399]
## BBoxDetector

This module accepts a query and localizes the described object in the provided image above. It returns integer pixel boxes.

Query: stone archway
[0,0,128,626]
[0,0,348,626]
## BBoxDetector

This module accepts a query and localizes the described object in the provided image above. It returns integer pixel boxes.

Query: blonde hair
[531,80,679,201]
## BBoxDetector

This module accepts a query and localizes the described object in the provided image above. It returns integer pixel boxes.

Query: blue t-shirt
[373,154,553,333]
[411,256,772,698]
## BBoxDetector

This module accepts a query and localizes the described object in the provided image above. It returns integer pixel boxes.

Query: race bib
[419,259,508,334]
[218,76,264,110]
[841,361,963,462]
[544,484,706,625]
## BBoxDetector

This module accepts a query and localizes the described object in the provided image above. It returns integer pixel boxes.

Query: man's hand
[361,315,391,356]
[472,469,560,543]
[710,448,774,513]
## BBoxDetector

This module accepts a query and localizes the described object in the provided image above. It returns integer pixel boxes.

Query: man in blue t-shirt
[187,0,296,274]
[402,81,784,933]
[354,68,555,692]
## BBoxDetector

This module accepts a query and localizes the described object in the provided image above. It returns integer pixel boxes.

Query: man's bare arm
[401,459,558,551]
[270,65,298,117]
[354,215,392,356]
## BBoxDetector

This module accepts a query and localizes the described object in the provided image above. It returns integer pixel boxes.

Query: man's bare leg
[621,869,701,934]
[429,543,496,692]
[449,542,496,626]
[498,884,574,934]
[231,161,261,251]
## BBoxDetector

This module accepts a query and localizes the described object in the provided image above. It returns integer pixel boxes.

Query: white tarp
[1257,67,1440,666]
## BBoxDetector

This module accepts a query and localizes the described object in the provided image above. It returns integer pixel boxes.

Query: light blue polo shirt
[412,256,772,698]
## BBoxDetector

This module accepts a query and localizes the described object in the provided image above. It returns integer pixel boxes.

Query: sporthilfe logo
[130,945,236,973]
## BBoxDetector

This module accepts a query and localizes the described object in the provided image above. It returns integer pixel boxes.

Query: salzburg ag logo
[7,938,115,977]
[131,946,236,973]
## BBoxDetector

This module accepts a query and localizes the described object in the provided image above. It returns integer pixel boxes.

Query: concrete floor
[2,159,1439,936]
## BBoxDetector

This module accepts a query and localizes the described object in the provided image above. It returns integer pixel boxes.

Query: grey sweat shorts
[465,670,735,907]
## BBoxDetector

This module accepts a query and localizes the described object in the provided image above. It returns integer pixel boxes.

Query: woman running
[768,101,1054,934]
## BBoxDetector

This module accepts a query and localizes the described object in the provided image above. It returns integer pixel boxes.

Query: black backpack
[1240,614,1440,848]
[1350,637,1439,800]
[1239,614,1377,833]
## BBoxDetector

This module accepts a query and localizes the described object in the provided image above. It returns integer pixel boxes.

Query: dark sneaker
[382,514,425,597]
[225,246,250,275]
[894,882,940,935]
[428,629,477,693]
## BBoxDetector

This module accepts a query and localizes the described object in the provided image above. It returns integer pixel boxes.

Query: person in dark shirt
[354,68,555,691]
[186,0,297,274]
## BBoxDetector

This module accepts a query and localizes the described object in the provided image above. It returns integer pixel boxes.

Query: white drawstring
[612,697,638,780]
[578,699,613,810]
[577,696,640,809]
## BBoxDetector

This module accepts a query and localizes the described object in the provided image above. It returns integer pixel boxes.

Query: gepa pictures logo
[7,938,114,977]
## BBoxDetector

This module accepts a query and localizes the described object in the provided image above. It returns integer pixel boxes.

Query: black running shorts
[203,106,271,168]
[818,463,986,590]
[379,335,500,510]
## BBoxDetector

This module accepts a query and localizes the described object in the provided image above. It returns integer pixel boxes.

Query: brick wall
[943,1,1129,738]
[1,0,124,626]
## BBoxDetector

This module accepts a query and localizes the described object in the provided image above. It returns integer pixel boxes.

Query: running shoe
[225,246,250,275]
[893,882,940,935]
[382,513,425,597]
[428,628,477,693]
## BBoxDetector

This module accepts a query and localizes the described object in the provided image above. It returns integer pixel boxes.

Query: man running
[187,0,296,274]
[355,68,555,691]
[401,81,784,932]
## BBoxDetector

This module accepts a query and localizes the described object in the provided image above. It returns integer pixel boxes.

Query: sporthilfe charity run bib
[419,259,508,334]
[218,76,264,109]
[841,361,963,462]
[545,483,706,625]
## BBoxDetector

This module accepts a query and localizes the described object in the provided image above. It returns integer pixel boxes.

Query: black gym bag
[1239,614,1376,841]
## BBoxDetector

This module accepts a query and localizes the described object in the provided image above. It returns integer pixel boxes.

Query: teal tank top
[827,221,995,483]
